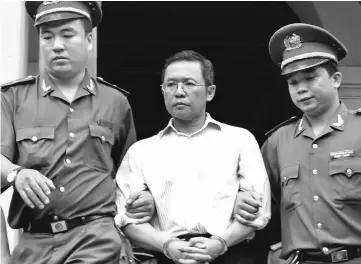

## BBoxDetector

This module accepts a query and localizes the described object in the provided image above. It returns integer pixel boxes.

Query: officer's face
[286,66,342,117]
[162,61,215,122]
[39,19,92,78]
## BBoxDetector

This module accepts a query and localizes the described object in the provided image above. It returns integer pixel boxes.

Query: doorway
[98,2,301,144]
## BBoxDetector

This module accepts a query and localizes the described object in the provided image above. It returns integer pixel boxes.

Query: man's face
[39,19,92,78]
[162,61,215,122]
[286,66,341,117]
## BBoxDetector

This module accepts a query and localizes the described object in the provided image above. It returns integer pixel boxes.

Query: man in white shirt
[115,50,271,264]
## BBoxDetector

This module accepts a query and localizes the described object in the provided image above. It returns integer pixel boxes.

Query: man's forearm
[1,154,19,189]
[221,220,255,247]
[123,222,170,252]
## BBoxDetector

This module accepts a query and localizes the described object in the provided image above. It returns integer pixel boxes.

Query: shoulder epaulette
[265,116,299,137]
[96,77,130,96]
[1,75,36,91]
[354,108,361,115]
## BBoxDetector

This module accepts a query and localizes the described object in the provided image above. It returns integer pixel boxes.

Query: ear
[206,85,216,102]
[332,71,342,90]
[87,32,93,52]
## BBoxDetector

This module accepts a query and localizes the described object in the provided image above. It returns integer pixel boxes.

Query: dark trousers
[10,217,122,264]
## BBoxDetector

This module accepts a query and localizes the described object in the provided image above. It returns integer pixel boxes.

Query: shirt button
[312,169,318,175]
[346,169,353,176]
[69,132,75,137]
[65,158,71,164]
[32,136,38,142]
[317,223,322,229]
[312,144,318,149]
[59,187,65,192]
[53,215,59,221]
[101,136,105,142]
[69,108,74,113]
[313,195,319,201]
[322,247,329,253]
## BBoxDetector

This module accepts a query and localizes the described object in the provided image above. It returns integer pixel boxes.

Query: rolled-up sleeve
[238,131,271,230]
[114,146,147,228]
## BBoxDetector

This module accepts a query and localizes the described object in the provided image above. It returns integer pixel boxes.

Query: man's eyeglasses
[160,81,207,93]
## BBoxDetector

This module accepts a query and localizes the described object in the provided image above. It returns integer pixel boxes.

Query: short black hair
[318,59,339,76]
[161,50,215,86]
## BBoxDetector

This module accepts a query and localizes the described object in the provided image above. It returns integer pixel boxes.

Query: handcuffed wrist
[162,237,181,259]
[210,235,228,255]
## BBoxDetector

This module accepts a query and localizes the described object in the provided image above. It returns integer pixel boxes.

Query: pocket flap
[89,124,114,145]
[281,163,300,186]
[16,127,55,142]
[329,158,361,178]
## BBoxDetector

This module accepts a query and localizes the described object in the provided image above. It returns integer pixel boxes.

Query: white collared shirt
[115,114,271,237]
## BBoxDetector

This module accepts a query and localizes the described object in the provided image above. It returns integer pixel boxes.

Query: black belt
[28,215,110,234]
[299,247,361,263]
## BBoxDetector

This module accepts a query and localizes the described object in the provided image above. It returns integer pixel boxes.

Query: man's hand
[167,240,211,264]
[125,190,155,224]
[180,237,224,262]
[15,169,55,209]
[233,191,260,224]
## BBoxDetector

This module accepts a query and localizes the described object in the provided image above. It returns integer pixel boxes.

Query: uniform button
[59,187,65,192]
[53,215,59,220]
[322,247,329,253]
[69,108,74,113]
[313,195,319,201]
[312,169,318,175]
[312,144,318,149]
[101,135,106,142]
[317,223,322,229]
[283,176,287,181]
[65,158,71,164]
[346,169,353,176]
[32,136,38,142]
[69,132,75,137]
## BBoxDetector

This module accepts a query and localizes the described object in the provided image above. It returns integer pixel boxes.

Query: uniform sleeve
[258,135,282,245]
[1,89,17,161]
[261,135,281,206]
[237,130,271,230]
[114,146,147,228]
[112,98,137,173]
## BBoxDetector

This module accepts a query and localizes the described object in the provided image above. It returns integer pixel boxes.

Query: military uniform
[263,23,361,264]
[1,2,136,263]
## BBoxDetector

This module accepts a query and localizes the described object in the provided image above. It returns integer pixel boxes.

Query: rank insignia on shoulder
[1,75,36,91]
[265,116,299,137]
[96,77,130,96]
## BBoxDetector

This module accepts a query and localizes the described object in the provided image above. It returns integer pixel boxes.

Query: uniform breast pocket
[281,163,301,213]
[329,158,361,203]
[15,126,55,169]
[84,124,115,172]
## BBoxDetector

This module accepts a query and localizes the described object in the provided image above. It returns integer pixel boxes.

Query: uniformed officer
[233,23,361,264]
[1,2,154,263]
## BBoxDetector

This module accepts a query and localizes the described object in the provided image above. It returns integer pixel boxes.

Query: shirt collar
[294,102,348,137]
[40,69,96,97]
[159,113,222,137]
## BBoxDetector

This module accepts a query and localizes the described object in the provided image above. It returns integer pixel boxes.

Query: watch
[7,166,25,184]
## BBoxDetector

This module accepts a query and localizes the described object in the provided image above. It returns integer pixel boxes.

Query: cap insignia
[284,33,302,51]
